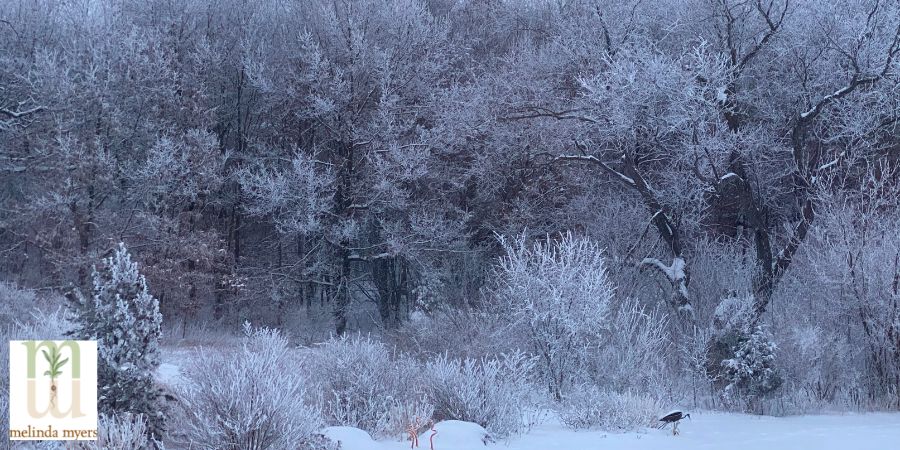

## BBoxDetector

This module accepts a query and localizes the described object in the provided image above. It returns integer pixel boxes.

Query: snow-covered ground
[325,413,900,450]
[155,353,900,450]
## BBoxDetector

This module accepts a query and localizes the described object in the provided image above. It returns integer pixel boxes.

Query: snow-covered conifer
[721,326,782,411]
[68,243,165,442]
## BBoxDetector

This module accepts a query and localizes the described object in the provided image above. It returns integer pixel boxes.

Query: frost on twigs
[560,388,661,431]
[494,233,614,400]
[423,351,537,437]
[308,334,430,439]
[175,324,323,450]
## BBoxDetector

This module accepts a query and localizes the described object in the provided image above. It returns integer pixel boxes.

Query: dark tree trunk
[372,255,409,329]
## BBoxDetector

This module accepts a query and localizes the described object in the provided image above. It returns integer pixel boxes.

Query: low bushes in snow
[0,302,69,442]
[591,298,669,392]
[0,282,39,325]
[721,325,783,411]
[77,413,152,450]
[307,334,429,439]
[560,388,660,431]
[308,334,543,439]
[423,352,537,437]
[175,324,322,450]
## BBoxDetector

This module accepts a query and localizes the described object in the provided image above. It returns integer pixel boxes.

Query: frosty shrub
[0,285,69,384]
[495,233,614,400]
[176,324,322,450]
[779,324,852,409]
[423,352,537,437]
[74,413,152,450]
[0,282,38,326]
[560,388,660,431]
[593,298,669,391]
[1,308,70,382]
[308,334,427,438]
[1,307,71,442]
[393,308,510,360]
[380,398,436,443]
[707,293,782,411]
[67,243,165,439]
[14,307,72,341]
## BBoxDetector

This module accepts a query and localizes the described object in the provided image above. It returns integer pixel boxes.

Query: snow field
[324,413,900,450]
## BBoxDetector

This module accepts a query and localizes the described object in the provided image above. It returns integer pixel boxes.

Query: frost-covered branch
[0,105,43,119]
[554,141,693,318]
[501,106,600,124]
[553,154,636,187]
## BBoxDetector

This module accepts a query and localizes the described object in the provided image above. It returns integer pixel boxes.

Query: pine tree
[721,325,783,411]
[68,243,165,442]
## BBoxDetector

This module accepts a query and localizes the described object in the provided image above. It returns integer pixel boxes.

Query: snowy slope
[325,413,900,450]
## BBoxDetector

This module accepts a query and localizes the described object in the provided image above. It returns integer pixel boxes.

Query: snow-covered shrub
[67,243,165,438]
[308,334,427,438]
[0,281,38,325]
[705,293,782,411]
[560,388,659,431]
[1,306,71,444]
[392,308,510,360]
[76,413,152,450]
[494,233,614,399]
[176,324,322,450]
[721,325,783,411]
[713,292,755,332]
[593,298,669,391]
[1,307,70,382]
[14,307,72,341]
[423,352,537,437]
[380,398,436,443]
[780,324,851,407]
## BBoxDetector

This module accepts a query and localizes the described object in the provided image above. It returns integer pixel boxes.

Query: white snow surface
[323,426,382,449]
[155,362,183,386]
[419,421,493,449]
[326,413,900,450]
[323,421,492,450]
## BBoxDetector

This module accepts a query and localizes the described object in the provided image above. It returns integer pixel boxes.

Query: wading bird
[658,410,691,435]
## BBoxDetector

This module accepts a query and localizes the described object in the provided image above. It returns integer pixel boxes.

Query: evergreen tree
[68,243,165,442]
[721,325,783,411]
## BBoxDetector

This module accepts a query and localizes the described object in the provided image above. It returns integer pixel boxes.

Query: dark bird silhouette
[658,410,691,435]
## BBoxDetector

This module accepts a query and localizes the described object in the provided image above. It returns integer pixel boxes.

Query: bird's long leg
[673,421,679,436]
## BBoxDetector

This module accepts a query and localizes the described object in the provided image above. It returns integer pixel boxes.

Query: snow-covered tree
[494,233,614,400]
[721,325,782,411]
[708,292,781,411]
[68,243,165,442]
